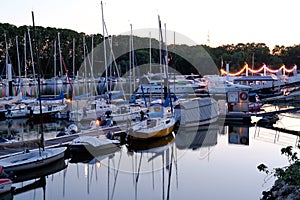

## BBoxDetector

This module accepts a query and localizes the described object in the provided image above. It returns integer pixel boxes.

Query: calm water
[4,116,299,200]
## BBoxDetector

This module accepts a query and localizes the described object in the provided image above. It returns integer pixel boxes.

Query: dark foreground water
[3,116,299,200]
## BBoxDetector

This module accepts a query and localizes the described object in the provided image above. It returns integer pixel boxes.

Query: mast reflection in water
[3,117,300,200]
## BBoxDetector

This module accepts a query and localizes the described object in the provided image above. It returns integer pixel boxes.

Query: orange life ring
[239,92,248,101]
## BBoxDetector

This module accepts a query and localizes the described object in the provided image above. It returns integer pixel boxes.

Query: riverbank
[261,162,300,199]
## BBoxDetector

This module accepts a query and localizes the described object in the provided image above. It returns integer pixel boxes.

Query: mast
[149,32,152,105]
[27,28,37,85]
[32,11,44,150]
[4,33,11,97]
[108,36,113,92]
[58,32,63,77]
[72,38,75,79]
[16,36,21,84]
[149,32,152,74]
[91,35,94,81]
[54,40,57,77]
[83,36,87,93]
[131,24,135,91]
[158,16,163,99]
[24,32,27,79]
[4,33,8,73]
[101,1,108,94]
[158,15,168,99]
[129,25,132,96]
[164,23,168,78]
[53,40,57,95]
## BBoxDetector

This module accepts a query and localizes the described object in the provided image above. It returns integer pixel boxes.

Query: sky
[1,0,300,49]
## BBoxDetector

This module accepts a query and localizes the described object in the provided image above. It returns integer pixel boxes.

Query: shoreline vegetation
[2,23,300,79]
[258,144,300,199]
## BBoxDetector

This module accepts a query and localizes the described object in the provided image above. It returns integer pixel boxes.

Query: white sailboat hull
[130,117,175,139]
[0,147,67,172]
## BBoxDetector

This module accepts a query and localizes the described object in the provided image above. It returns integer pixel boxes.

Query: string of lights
[220,63,297,76]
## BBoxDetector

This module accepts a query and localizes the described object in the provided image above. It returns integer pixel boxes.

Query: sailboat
[128,104,176,139]
[0,147,66,172]
[127,16,176,140]
[0,11,67,173]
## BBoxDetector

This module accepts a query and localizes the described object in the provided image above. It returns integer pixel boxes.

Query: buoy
[239,91,248,101]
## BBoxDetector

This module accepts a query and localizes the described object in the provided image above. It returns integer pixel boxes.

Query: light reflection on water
[7,118,299,200]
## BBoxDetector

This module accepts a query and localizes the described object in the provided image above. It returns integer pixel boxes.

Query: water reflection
[2,121,299,200]
[125,135,176,200]
[227,125,250,145]
[0,118,70,142]
[2,158,67,200]
[175,125,219,150]
[63,133,177,200]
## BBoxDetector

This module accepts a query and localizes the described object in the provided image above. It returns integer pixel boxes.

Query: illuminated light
[96,119,101,126]
[84,164,88,177]
[221,63,297,76]
[264,65,284,73]
[284,65,297,73]
[96,161,101,168]
[66,98,71,103]
[248,65,265,73]
[220,64,247,76]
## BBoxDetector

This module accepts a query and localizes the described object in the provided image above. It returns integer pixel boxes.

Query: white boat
[137,73,203,95]
[0,178,12,194]
[111,104,147,123]
[0,92,24,119]
[69,135,120,155]
[233,75,286,92]
[5,103,29,119]
[0,147,67,172]
[69,135,121,164]
[69,98,102,122]
[128,105,176,139]
[95,98,118,117]
[28,103,67,119]
[174,97,219,128]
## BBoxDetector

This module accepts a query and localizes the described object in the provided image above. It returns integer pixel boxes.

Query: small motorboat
[69,135,120,155]
[56,124,79,137]
[0,178,12,194]
[257,115,279,127]
[249,102,263,112]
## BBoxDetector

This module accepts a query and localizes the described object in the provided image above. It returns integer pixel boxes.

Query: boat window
[147,120,156,127]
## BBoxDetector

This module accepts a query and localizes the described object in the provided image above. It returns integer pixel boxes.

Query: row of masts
[2,1,172,102]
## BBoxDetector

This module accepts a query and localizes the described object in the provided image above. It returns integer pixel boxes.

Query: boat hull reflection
[175,125,219,150]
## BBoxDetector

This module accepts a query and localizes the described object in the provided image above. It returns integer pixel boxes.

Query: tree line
[1,23,299,79]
